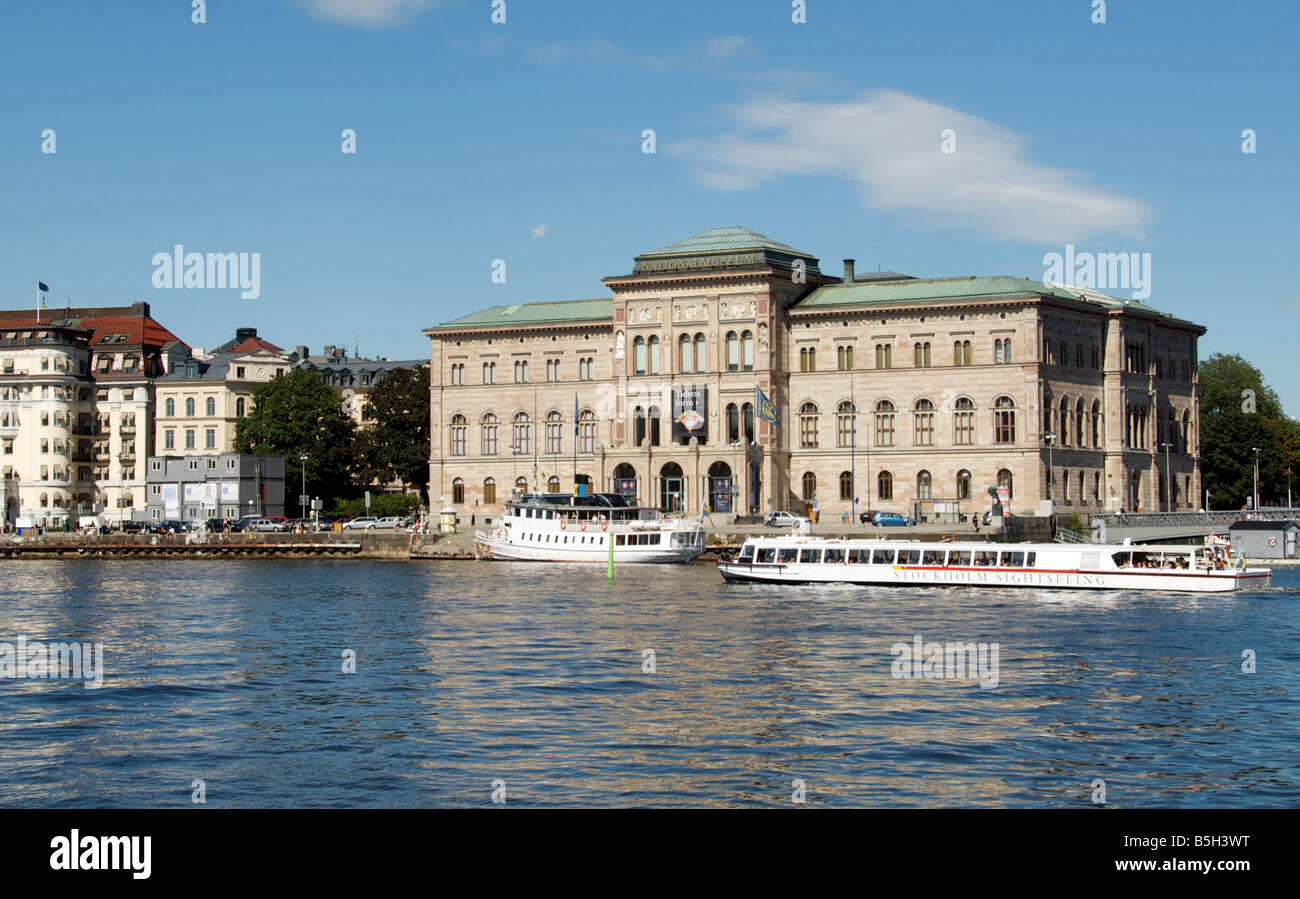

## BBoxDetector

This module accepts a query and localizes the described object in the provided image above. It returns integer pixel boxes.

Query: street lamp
[1043,431,1055,501]
[1160,442,1172,512]
[1252,447,1261,511]
[298,452,309,522]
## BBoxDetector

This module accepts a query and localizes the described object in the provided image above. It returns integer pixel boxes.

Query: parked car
[157,519,191,533]
[253,517,290,532]
[872,512,916,527]
[763,510,808,528]
[370,516,405,530]
[118,520,154,534]
[342,516,380,531]
[858,510,880,525]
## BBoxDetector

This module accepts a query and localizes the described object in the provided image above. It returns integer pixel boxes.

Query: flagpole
[851,375,856,522]
[573,391,578,493]
[753,384,760,523]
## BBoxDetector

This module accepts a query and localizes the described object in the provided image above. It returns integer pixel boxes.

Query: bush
[1065,513,1086,534]
[331,493,421,518]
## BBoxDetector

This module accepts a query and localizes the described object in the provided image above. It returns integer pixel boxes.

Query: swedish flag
[756,386,779,425]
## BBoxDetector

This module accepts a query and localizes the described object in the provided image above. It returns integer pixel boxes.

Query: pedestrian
[974,517,980,533]
[471,514,476,527]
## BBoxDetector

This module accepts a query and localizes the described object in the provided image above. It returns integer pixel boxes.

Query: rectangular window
[164,430,175,450]
[205,429,216,449]
[185,430,196,450]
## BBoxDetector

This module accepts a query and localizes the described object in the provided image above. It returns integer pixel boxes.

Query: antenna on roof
[354,334,359,359]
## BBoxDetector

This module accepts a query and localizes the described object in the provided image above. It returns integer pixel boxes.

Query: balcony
[118,451,136,463]
[93,449,112,461]
[119,424,136,435]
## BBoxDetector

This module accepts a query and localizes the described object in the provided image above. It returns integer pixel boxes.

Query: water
[0,560,1296,807]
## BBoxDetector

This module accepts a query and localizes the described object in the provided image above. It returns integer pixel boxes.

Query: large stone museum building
[425,227,1204,523]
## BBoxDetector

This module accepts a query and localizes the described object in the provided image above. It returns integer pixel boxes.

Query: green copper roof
[429,299,612,331]
[639,226,813,258]
[795,275,1198,326]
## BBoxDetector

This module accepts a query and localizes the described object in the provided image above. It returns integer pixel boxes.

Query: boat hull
[476,531,703,563]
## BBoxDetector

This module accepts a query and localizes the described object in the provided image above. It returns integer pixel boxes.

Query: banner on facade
[161,483,179,517]
[671,384,707,441]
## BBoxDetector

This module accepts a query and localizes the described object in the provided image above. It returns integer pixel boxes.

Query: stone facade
[424,227,1205,522]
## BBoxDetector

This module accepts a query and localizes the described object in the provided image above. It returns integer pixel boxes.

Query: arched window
[1058,396,1070,445]
[1075,398,1085,447]
[648,405,661,446]
[954,340,972,366]
[837,345,855,370]
[801,471,816,502]
[997,468,1013,499]
[545,411,563,455]
[694,333,706,372]
[1181,409,1190,454]
[875,343,893,369]
[917,470,932,500]
[516,476,528,495]
[634,336,646,374]
[799,403,819,448]
[956,469,971,501]
[483,477,496,505]
[953,397,974,446]
[236,397,246,417]
[741,330,754,370]
[874,400,896,447]
[450,414,467,456]
[634,405,646,446]
[913,341,931,367]
[205,397,216,416]
[185,397,195,416]
[800,346,817,372]
[993,396,1016,444]
[836,401,856,448]
[579,409,596,453]
[648,335,660,374]
[878,470,893,501]
[839,470,854,501]
[741,402,754,443]
[726,403,739,443]
[1092,400,1102,447]
[452,478,465,504]
[548,476,561,494]
[726,332,739,371]
[679,334,694,373]
[1043,391,1054,435]
[512,412,531,456]
[165,397,175,417]
[913,399,935,446]
[481,413,499,455]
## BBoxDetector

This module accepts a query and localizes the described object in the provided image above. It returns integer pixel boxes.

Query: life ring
[1268,536,1278,547]
[601,520,609,531]
[580,519,588,531]
[560,518,567,530]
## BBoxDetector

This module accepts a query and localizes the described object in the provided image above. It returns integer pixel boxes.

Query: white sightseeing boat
[474,493,707,563]
[716,534,1272,593]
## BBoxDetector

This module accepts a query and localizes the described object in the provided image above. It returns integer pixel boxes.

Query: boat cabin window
[898,549,921,565]
[823,548,845,564]
[921,550,945,566]
[871,549,895,565]
[848,549,869,563]
[1024,552,1036,567]
[973,551,997,567]
[757,547,777,564]
[1004,551,1025,567]
[800,548,822,564]
[948,550,971,566]
[738,545,755,563]
[777,548,799,564]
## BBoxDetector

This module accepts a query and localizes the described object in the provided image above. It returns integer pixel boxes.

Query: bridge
[1088,509,1299,544]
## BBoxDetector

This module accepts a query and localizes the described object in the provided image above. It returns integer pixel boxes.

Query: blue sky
[2,0,1297,408]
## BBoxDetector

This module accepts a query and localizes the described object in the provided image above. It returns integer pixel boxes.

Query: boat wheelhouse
[474,492,706,563]
[716,536,1272,592]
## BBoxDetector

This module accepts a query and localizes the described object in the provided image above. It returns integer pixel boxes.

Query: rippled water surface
[0,560,1296,807]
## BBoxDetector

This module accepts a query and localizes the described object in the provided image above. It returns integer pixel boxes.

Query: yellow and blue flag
[756,386,778,425]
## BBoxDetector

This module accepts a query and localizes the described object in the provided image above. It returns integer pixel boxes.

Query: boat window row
[615,533,662,546]
[1110,550,1196,569]
[522,532,607,545]
[741,545,1038,568]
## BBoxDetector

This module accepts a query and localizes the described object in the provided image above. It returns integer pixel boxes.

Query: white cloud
[528,36,753,71]
[531,224,549,239]
[289,0,443,28]
[668,89,1151,244]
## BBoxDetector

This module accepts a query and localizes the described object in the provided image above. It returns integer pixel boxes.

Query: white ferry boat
[716,535,1272,593]
[474,492,707,563]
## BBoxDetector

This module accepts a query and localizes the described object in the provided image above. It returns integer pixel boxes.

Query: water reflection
[0,560,1295,807]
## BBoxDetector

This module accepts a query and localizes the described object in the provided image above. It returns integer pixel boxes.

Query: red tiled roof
[0,303,187,351]
[229,336,283,355]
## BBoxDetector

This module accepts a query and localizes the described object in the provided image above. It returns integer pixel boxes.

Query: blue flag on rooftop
[756,386,779,425]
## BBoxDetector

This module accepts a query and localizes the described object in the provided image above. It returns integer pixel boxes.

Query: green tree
[1198,354,1299,509]
[354,365,430,501]
[233,369,357,505]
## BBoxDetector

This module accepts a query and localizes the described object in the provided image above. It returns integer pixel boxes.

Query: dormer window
[186,362,198,378]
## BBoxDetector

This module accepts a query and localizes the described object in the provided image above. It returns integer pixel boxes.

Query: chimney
[843,259,855,283]
[236,327,257,343]
[295,345,309,361]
